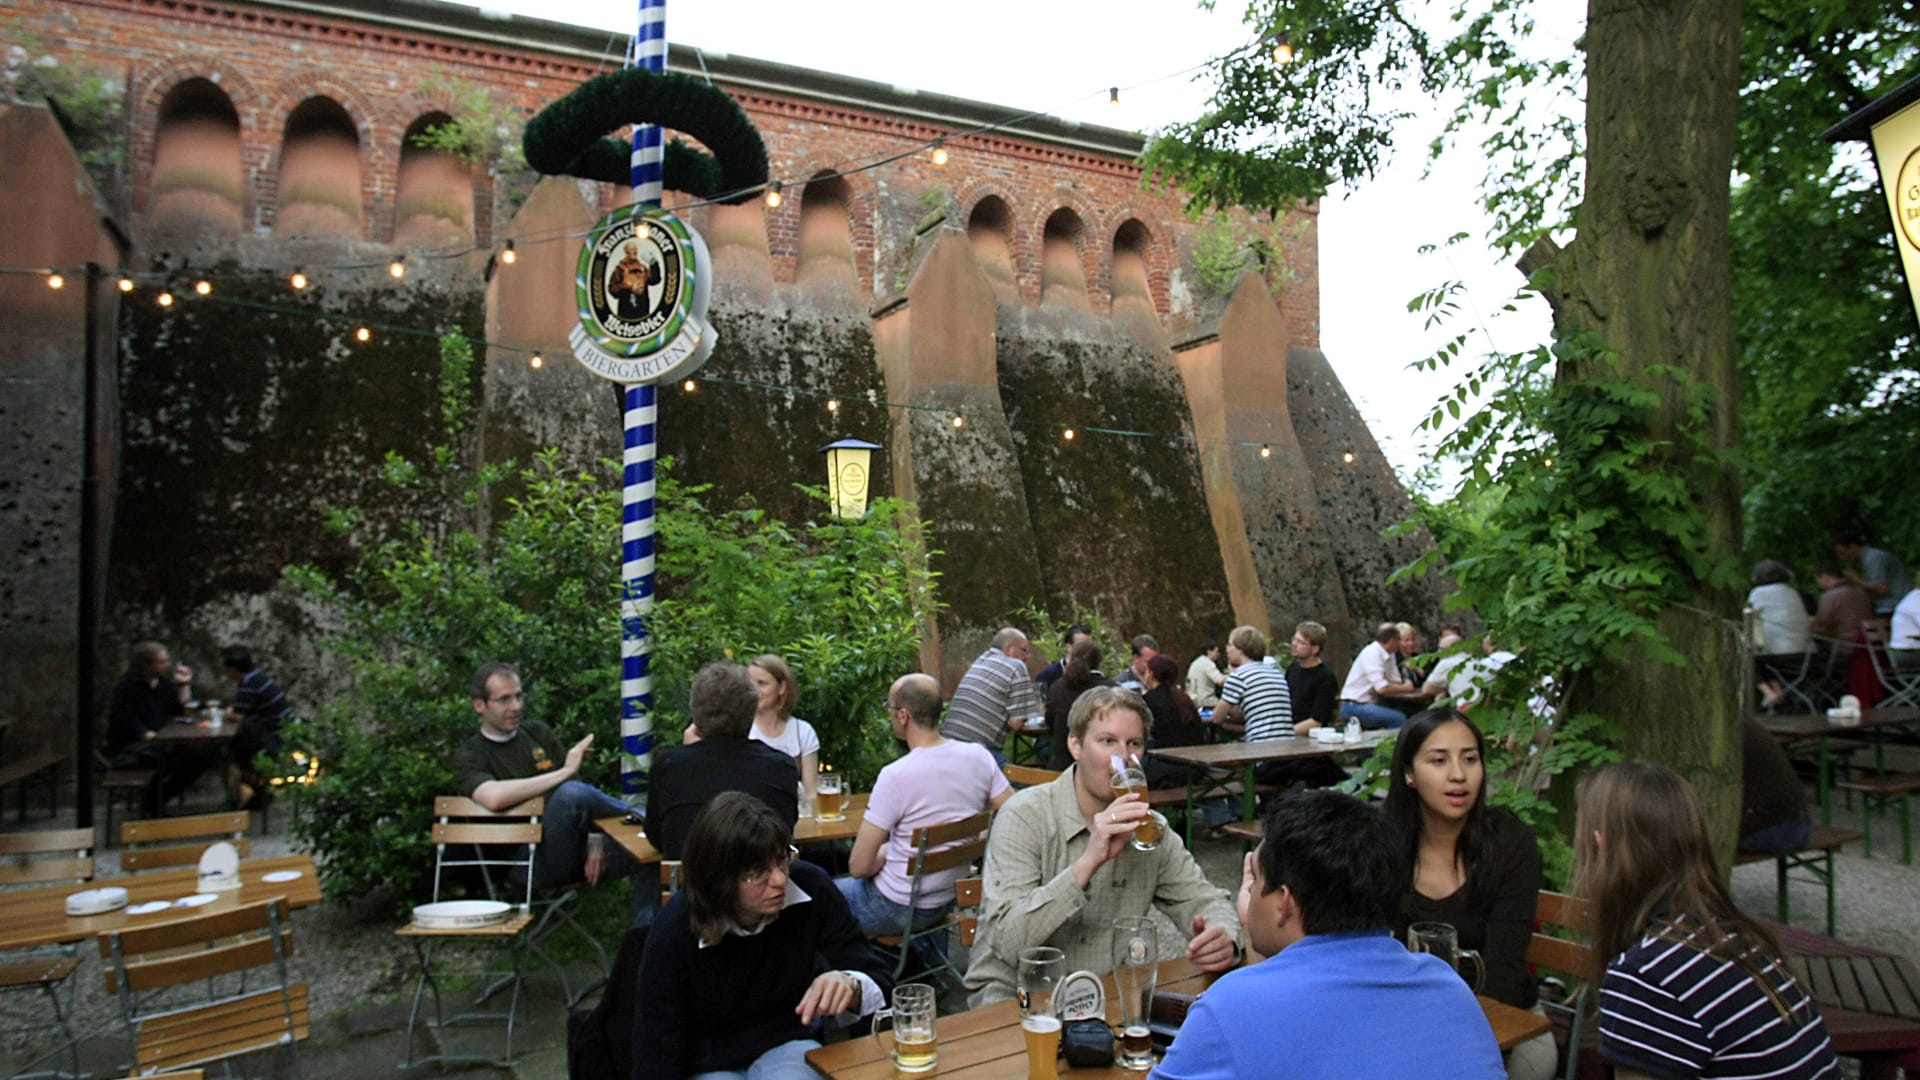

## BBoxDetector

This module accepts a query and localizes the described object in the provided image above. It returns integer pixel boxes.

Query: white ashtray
[412,900,511,930]
[1311,727,1343,743]
[66,887,129,916]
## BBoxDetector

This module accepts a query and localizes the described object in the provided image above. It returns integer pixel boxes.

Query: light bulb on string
[1341,451,1355,464]
[1108,86,1120,105]
[1272,36,1295,64]
[499,241,517,265]
[826,399,840,413]
[1543,457,1555,468]
[355,327,372,343]
[764,182,783,209]
[952,415,965,429]
[290,270,309,291]
[529,352,544,370]
[193,279,212,296]
[1260,444,1272,459]
[682,378,697,393]
[1063,428,1076,441]
[157,291,175,307]
[388,255,407,280]
[931,141,948,166]
[117,276,135,293]
[46,273,64,290]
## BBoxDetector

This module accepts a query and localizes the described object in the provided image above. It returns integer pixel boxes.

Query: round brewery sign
[570,202,716,384]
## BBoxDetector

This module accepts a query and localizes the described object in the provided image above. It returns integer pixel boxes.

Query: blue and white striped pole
[620,0,668,797]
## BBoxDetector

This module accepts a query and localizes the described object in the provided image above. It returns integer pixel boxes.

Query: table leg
[1241,764,1257,822]
[1819,739,1832,826]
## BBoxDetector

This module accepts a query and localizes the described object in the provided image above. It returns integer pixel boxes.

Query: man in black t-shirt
[455,662,653,923]
[645,662,799,859]
[1283,621,1338,733]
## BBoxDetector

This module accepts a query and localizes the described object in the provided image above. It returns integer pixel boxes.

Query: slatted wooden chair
[1528,890,1601,1080]
[119,811,249,873]
[94,749,158,845]
[97,897,308,1077]
[868,811,991,984]
[0,828,94,1078]
[1002,764,1062,789]
[394,796,541,1070]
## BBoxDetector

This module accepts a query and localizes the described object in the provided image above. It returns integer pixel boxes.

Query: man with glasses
[456,662,654,922]
[940,627,1044,764]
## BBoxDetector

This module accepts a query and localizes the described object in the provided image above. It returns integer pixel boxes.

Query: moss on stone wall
[111,266,484,619]
[995,318,1236,659]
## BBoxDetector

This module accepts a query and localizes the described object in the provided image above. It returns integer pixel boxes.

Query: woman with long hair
[1575,762,1837,1079]
[747,654,820,803]
[1045,637,1106,770]
[635,792,890,1079]
[1384,707,1555,1080]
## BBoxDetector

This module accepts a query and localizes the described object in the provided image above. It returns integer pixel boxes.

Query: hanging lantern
[820,438,882,519]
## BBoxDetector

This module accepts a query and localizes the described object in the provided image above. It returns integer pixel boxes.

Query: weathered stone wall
[0,104,126,753]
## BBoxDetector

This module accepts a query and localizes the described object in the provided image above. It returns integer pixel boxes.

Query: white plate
[261,870,303,884]
[66,887,130,916]
[174,894,218,909]
[127,901,172,916]
[413,900,511,930]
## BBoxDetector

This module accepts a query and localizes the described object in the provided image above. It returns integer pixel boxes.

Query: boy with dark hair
[1156,789,1504,1079]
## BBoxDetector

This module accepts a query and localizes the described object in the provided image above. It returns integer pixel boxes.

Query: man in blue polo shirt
[1154,789,1503,1080]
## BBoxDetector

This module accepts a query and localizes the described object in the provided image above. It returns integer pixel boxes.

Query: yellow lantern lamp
[821,438,882,520]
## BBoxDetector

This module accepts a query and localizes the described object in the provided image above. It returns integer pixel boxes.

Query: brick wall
[14,0,1319,345]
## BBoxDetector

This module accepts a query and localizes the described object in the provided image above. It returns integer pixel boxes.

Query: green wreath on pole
[523,68,768,202]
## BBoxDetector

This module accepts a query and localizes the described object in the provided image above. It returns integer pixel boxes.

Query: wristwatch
[840,970,861,997]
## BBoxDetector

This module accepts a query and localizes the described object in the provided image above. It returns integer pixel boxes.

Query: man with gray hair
[940,628,1043,764]
[646,661,800,859]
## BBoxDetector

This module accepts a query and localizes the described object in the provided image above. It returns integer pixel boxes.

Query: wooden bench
[1734,824,1863,936]
[0,753,63,821]
[1216,819,1262,844]
[1836,773,1920,865]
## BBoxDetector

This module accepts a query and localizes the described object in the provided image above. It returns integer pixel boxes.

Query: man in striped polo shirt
[1215,625,1293,742]
[939,628,1043,764]
[222,645,292,810]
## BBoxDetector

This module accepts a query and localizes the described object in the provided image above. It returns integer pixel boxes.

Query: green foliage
[412,71,528,172]
[286,332,938,908]
[1190,216,1311,299]
[1732,3,1920,571]
[5,20,127,195]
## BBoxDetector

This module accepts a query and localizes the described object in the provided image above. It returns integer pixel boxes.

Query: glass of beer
[1108,756,1161,852]
[1408,921,1484,992]
[1017,946,1064,1080]
[1112,916,1158,1070]
[872,982,938,1072]
[816,769,845,821]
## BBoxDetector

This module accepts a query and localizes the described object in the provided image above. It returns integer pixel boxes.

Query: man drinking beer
[963,686,1242,1006]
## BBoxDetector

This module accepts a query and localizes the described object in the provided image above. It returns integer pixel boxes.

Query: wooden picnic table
[596,794,871,865]
[1760,706,1920,823]
[1005,718,1050,766]
[1763,917,1920,1078]
[0,853,321,952]
[1151,734,1390,840]
[804,955,1547,1078]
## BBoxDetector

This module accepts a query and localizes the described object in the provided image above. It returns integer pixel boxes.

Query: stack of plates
[66,887,130,916]
[412,900,511,930]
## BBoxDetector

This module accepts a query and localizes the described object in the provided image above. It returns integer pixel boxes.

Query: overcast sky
[477,0,1576,486]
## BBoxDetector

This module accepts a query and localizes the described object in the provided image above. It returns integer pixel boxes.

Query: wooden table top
[1761,706,1920,740]
[0,853,321,951]
[1763,917,1920,1068]
[596,794,871,865]
[805,955,1548,1078]
[1150,733,1389,769]
[153,717,240,743]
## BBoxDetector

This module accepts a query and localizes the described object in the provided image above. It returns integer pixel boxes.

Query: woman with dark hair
[1575,763,1837,1079]
[1384,707,1554,1080]
[1143,653,1206,788]
[1045,638,1106,770]
[635,792,891,1080]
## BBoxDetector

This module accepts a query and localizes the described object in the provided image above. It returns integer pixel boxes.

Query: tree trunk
[1532,0,1746,861]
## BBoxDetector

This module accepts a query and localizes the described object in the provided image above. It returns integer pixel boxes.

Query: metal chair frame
[0,827,94,1079]
[1528,890,1599,1080]
[868,811,989,986]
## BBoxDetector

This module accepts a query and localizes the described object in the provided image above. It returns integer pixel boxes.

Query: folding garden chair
[867,811,990,985]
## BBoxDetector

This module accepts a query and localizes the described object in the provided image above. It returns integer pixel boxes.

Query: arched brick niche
[1112,218,1154,308]
[275,96,364,240]
[796,170,858,296]
[147,78,246,240]
[392,112,473,248]
[967,195,1018,302]
[1040,207,1091,311]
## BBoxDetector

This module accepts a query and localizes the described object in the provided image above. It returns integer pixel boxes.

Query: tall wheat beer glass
[1018,946,1065,1080]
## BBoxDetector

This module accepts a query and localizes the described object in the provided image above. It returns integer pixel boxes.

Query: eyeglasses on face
[740,845,800,886]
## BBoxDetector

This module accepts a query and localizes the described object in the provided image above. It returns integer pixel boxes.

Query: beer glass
[1108,756,1161,852]
[1111,916,1158,1070]
[816,769,845,821]
[1017,946,1065,1080]
[872,982,938,1072]
[1408,921,1484,991]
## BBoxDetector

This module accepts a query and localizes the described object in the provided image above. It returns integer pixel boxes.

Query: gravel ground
[4,741,1917,1077]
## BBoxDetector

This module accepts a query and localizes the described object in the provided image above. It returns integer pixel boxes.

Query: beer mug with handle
[872,982,938,1073]
[1408,921,1484,992]
[1111,916,1158,1070]
[1018,946,1066,1080]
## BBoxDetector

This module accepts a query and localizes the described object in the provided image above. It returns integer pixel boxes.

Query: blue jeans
[688,1038,822,1080]
[536,779,659,926]
[1340,700,1406,731]
[835,875,953,940]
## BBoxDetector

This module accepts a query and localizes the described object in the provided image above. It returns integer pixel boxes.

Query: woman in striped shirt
[1575,762,1838,1079]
